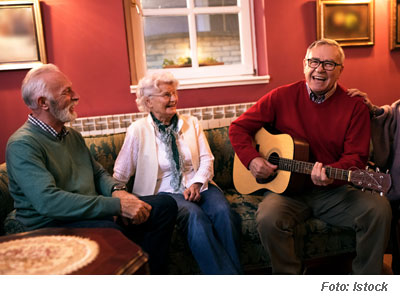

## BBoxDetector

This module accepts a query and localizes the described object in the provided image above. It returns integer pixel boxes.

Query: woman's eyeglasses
[149,91,178,99]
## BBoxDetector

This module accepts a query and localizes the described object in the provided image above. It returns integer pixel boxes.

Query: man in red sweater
[229,39,392,274]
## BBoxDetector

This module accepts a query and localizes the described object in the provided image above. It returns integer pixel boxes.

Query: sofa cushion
[298,218,355,260]
[225,189,269,270]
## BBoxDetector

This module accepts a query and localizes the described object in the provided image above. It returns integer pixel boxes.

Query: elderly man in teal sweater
[6,64,177,274]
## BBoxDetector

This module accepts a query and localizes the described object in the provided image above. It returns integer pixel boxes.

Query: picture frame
[0,0,47,71]
[390,0,400,50]
[316,0,374,47]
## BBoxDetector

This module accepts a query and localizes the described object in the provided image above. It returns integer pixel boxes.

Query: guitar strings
[267,156,349,179]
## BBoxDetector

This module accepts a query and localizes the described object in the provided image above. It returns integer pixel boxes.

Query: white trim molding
[130,74,270,93]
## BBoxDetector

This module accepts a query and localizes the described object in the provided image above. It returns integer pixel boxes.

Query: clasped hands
[183,182,202,202]
[249,157,333,186]
[113,190,152,225]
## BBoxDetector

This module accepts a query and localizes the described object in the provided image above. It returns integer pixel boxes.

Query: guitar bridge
[256,172,277,184]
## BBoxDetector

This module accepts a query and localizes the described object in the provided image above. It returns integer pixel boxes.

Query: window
[123,0,269,90]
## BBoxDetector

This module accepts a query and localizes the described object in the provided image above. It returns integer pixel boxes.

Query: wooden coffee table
[0,227,149,275]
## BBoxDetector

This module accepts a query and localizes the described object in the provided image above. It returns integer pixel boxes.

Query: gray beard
[49,101,77,123]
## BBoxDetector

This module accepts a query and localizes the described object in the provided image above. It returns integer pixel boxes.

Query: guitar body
[233,128,309,195]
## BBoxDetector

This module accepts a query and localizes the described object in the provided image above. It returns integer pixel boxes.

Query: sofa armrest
[0,163,15,235]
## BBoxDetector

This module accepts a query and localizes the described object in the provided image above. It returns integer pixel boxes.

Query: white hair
[21,64,61,109]
[135,71,179,112]
[305,38,345,64]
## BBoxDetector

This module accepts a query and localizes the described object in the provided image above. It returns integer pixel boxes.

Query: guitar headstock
[350,169,392,194]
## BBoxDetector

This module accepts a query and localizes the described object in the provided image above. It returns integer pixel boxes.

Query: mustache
[69,101,78,109]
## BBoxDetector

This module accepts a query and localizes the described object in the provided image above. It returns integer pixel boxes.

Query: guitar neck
[275,157,350,181]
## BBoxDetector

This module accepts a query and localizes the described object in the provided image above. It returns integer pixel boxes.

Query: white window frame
[123,0,269,92]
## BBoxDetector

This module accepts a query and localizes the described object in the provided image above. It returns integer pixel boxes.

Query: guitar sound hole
[267,152,280,166]
[256,152,279,184]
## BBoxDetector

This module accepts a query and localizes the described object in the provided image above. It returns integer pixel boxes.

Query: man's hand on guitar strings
[311,162,334,186]
[249,157,278,180]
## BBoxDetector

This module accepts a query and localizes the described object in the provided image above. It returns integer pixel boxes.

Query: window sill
[129,74,270,93]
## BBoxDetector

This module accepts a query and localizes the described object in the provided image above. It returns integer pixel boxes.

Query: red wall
[1,0,399,163]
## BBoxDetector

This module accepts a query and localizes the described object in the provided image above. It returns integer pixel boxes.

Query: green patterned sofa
[0,126,356,274]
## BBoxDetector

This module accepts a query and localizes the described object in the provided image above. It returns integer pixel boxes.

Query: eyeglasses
[149,91,178,100]
[306,58,342,71]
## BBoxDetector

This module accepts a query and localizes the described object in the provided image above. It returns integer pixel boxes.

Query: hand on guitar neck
[311,162,334,186]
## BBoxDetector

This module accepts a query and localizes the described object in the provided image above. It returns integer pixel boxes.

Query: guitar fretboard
[269,156,350,181]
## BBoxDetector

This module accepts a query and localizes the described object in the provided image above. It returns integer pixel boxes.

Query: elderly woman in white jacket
[113,71,241,274]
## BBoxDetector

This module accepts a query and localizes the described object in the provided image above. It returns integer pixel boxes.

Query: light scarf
[150,113,183,192]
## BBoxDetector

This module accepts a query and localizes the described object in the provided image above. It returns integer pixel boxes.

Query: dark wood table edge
[0,227,150,275]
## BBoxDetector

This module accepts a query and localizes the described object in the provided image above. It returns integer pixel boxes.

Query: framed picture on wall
[0,0,47,71]
[390,0,400,50]
[316,0,374,47]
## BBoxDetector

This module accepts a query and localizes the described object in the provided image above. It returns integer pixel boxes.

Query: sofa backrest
[84,132,126,175]
[203,126,235,190]
[84,126,235,190]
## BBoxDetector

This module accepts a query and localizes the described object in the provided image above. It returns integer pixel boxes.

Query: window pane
[142,0,187,9]
[196,14,241,66]
[195,0,237,7]
[144,16,190,69]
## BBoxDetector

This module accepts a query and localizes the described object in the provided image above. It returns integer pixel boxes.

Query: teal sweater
[6,122,121,230]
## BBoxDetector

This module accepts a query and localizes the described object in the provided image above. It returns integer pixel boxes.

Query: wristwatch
[111,183,127,193]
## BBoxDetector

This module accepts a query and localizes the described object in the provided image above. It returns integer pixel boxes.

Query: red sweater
[229,80,370,174]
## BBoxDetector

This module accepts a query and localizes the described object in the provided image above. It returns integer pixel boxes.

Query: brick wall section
[145,33,241,69]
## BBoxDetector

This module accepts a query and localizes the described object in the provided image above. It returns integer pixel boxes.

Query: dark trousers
[256,186,392,274]
[44,194,177,274]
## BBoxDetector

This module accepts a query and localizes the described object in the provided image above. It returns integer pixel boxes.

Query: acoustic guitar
[233,127,392,195]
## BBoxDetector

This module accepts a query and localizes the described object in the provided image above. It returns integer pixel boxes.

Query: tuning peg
[380,192,383,197]
[386,169,390,174]
[365,166,369,170]
[361,188,365,192]
[376,167,380,173]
